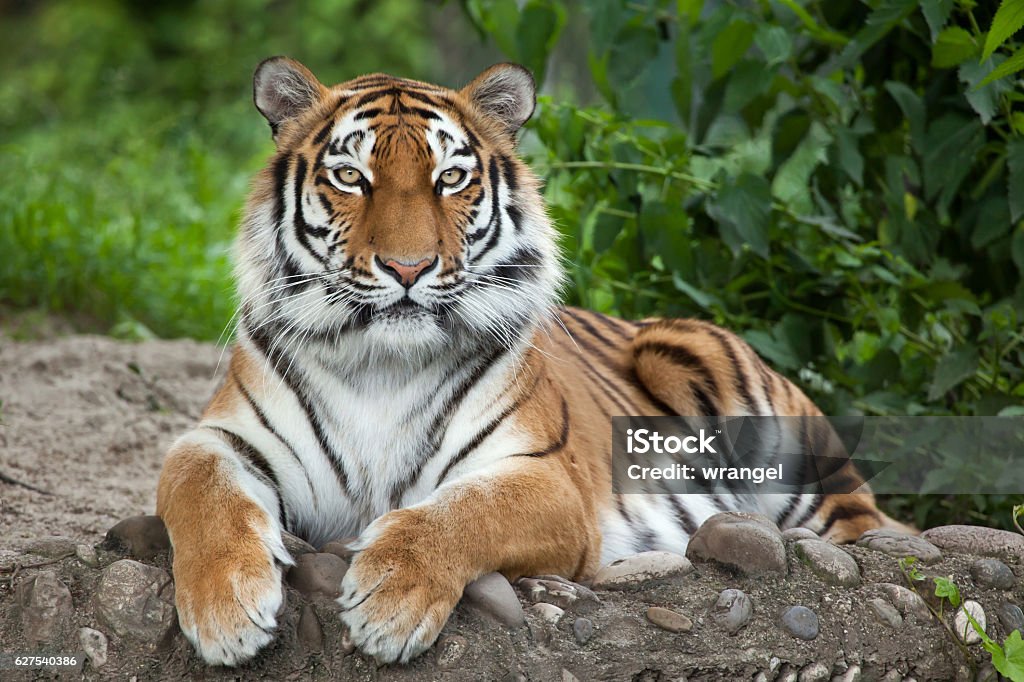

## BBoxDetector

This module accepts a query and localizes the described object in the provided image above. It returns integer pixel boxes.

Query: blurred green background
[1,0,1023,529]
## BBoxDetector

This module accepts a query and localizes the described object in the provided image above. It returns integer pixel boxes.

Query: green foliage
[461,0,1024,530]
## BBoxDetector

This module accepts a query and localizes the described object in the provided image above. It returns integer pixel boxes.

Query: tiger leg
[339,456,599,664]
[156,430,291,665]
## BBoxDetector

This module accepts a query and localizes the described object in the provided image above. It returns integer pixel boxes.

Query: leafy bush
[460,0,1024,528]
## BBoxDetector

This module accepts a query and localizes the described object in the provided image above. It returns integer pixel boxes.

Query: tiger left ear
[461,63,536,136]
[253,56,327,140]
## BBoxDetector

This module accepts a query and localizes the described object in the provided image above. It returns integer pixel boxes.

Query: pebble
[281,531,318,558]
[24,536,77,559]
[783,528,819,542]
[876,583,931,621]
[921,525,1024,562]
[320,537,357,561]
[686,512,787,575]
[562,670,580,682]
[94,560,176,647]
[776,664,798,682]
[286,552,348,598]
[856,529,942,564]
[530,602,565,624]
[798,662,830,682]
[953,600,986,644]
[592,551,694,589]
[435,634,468,668]
[793,539,861,587]
[781,605,819,640]
[296,604,322,653]
[17,570,73,648]
[970,558,1016,590]
[463,572,525,627]
[102,516,170,560]
[517,575,601,614]
[712,588,753,634]
[868,597,903,629]
[646,606,693,633]
[996,602,1024,634]
[75,544,99,568]
[572,617,594,644]
[833,664,862,682]
[79,627,108,668]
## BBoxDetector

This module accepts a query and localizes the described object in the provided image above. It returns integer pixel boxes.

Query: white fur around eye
[328,165,367,194]
[436,167,472,195]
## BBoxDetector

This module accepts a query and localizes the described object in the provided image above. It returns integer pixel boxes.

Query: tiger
[155,57,910,667]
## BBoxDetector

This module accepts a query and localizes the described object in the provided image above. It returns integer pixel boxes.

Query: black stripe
[667,495,698,535]
[819,500,877,535]
[586,310,634,341]
[469,157,503,260]
[270,154,290,225]
[633,341,721,416]
[291,156,331,262]
[791,494,825,528]
[313,119,335,145]
[702,326,758,415]
[202,425,287,526]
[516,397,570,458]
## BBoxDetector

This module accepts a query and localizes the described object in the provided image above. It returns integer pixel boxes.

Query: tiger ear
[461,63,536,136]
[253,57,327,140]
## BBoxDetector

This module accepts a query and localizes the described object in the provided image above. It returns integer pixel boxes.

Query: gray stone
[282,531,318,558]
[953,600,986,644]
[562,670,580,682]
[517,575,601,614]
[286,552,347,598]
[876,583,931,621]
[646,606,693,633]
[463,572,525,627]
[793,539,861,587]
[592,551,694,589]
[832,664,862,682]
[783,528,820,542]
[777,665,798,682]
[921,525,1024,562]
[686,512,787,575]
[75,544,99,568]
[856,529,942,564]
[435,634,468,668]
[996,602,1024,634]
[712,588,753,634]
[296,604,322,653]
[319,536,357,561]
[530,602,565,624]
[78,627,108,669]
[868,598,903,628]
[102,516,170,560]
[798,662,830,682]
[18,570,73,648]
[781,605,819,640]
[970,558,1017,590]
[94,560,175,647]
[25,536,77,559]
[573,617,594,645]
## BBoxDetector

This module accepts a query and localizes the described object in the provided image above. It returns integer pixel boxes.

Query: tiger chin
[155,57,910,667]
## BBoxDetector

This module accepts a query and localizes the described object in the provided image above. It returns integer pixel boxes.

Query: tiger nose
[375,255,439,288]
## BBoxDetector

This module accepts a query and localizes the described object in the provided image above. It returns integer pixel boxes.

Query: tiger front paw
[338,510,463,664]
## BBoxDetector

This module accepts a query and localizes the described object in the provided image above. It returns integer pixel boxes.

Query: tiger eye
[439,168,466,186]
[333,167,363,186]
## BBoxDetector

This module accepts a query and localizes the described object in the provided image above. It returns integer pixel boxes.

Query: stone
[281,531,318,558]
[592,551,694,589]
[856,529,942,564]
[79,627,108,669]
[970,558,1017,590]
[876,583,931,621]
[286,552,347,598]
[562,670,580,682]
[833,664,862,682]
[783,528,819,542]
[646,606,693,633]
[18,570,73,648]
[517,575,601,614]
[573,617,594,645]
[712,588,753,634]
[793,539,861,587]
[319,536,357,561]
[296,604,322,653]
[463,572,525,627]
[781,605,819,640]
[94,560,175,647]
[868,597,903,629]
[921,525,1024,562]
[25,536,77,559]
[102,516,170,560]
[75,544,99,568]
[530,602,565,624]
[996,602,1024,634]
[777,665,798,682]
[686,512,787,575]
[953,600,986,644]
[798,662,830,682]
[435,634,468,668]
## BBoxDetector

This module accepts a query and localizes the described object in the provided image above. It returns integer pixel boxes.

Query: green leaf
[677,0,704,26]
[988,629,1024,681]
[835,127,864,185]
[1012,228,1024,274]
[933,576,961,607]
[754,24,792,66]
[771,121,833,214]
[980,43,1024,86]
[707,173,772,258]
[711,18,755,80]
[960,57,1011,124]
[932,27,979,68]
[743,329,802,370]
[884,82,927,154]
[1008,139,1024,222]
[921,0,955,42]
[983,0,1024,61]
[928,345,980,400]
[515,0,565,86]
[672,273,723,311]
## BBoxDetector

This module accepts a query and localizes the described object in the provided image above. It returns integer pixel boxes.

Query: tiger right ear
[253,57,327,140]
[461,63,536,136]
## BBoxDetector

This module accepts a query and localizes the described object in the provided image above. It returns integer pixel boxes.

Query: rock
[517,575,601,614]
[777,664,798,682]
[996,602,1024,634]
[319,536,357,561]
[781,605,819,640]
[79,627,108,668]
[798,662,830,682]
[783,528,819,542]
[712,588,753,634]
[282,531,318,558]
[572,617,594,644]
[833,664,862,682]
[530,602,565,624]
[868,598,903,629]
[501,672,528,682]
[921,525,1024,562]
[686,512,787,575]
[18,570,73,648]
[286,552,347,598]
[876,583,931,621]
[953,600,986,644]
[646,606,693,633]
[856,529,942,564]
[296,604,322,653]
[562,670,580,682]
[102,516,170,559]
[464,572,525,627]
[592,551,694,589]
[25,536,77,559]
[793,539,861,587]
[435,634,468,668]
[75,544,99,568]
[94,559,176,647]
[970,558,1016,590]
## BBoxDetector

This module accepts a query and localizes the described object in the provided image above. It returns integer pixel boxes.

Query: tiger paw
[338,511,462,663]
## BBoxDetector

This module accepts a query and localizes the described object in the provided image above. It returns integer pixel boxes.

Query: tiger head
[237,57,562,359]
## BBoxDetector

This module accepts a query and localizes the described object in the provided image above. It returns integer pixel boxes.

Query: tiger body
[156,58,898,667]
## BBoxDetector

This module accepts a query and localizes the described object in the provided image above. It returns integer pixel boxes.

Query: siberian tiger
[156,57,907,666]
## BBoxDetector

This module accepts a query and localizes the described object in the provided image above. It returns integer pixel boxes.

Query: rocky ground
[1,335,1023,681]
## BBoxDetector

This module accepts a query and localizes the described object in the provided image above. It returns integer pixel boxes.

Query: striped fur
[156,58,907,666]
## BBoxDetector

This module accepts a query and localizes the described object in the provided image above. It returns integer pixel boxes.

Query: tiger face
[237,58,561,356]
